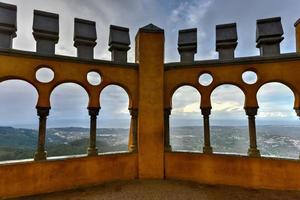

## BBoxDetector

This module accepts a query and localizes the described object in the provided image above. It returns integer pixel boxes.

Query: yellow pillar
[135,24,165,178]
[295,19,300,53]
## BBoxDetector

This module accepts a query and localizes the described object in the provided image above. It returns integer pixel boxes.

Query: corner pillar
[201,107,213,154]
[245,107,260,157]
[87,107,100,156]
[34,107,50,161]
[135,24,165,178]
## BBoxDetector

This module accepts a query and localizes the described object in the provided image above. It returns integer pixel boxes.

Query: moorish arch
[256,82,299,159]
[169,85,202,152]
[47,82,90,157]
[0,79,38,161]
[210,84,247,155]
[98,84,131,152]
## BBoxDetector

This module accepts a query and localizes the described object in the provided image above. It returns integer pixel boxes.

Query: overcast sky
[0,0,299,128]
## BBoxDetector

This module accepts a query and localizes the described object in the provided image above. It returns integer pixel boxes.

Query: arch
[170,84,200,109]
[257,80,297,107]
[0,79,39,161]
[0,77,39,97]
[256,82,299,159]
[210,82,246,98]
[98,84,131,153]
[210,84,248,155]
[100,83,132,108]
[50,81,91,99]
[170,85,202,152]
[47,82,90,157]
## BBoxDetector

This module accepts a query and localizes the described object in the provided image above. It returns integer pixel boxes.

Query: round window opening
[36,67,54,83]
[87,71,101,86]
[242,71,257,85]
[199,73,213,86]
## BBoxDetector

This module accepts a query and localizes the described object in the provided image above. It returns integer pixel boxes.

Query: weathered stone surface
[0,2,17,49]
[256,17,284,56]
[216,23,237,60]
[33,10,59,55]
[109,25,130,63]
[74,18,97,59]
[178,28,197,63]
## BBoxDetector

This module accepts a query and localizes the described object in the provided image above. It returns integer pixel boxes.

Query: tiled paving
[12,180,300,200]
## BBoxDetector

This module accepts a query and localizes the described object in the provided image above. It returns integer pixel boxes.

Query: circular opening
[36,67,54,83]
[199,73,213,86]
[87,71,101,86]
[242,71,257,84]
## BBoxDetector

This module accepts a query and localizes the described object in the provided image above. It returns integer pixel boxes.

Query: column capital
[294,107,300,117]
[129,108,138,117]
[88,107,100,116]
[36,106,50,117]
[244,107,258,116]
[164,107,172,116]
[201,107,211,116]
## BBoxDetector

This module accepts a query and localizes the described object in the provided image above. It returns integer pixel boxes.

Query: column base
[129,145,137,152]
[164,145,172,152]
[34,151,47,161]
[248,148,261,157]
[87,147,98,156]
[203,146,213,154]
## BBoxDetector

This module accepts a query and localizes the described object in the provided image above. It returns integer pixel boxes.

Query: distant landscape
[1,125,300,161]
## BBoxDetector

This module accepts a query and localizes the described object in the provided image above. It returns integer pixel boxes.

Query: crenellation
[74,18,97,59]
[109,25,130,63]
[256,17,284,56]
[177,28,197,63]
[33,10,59,55]
[216,23,237,60]
[0,2,16,49]
[0,2,297,63]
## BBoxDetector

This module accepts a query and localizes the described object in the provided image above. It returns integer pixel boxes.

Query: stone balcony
[1,1,300,199]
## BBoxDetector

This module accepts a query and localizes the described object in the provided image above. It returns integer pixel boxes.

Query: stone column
[294,108,300,159]
[245,107,260,157]
[34,107,50,161]
[0,2,17,49]
[216,23,238,60]
[33,10,59,55]
[74,18,97,59]
[129,108,138,152]
[201,107,213,154]
[294,19,300,53]
[177,28,197,63]
[87,107,100,156]
[256,17,284,56]
[164,108,172,151]
[109,25,130,63]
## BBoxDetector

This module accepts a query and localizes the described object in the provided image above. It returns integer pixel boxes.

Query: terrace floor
[12,180,300,200]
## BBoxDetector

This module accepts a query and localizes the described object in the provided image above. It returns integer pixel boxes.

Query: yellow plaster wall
[0,153,137,198]
[165,152,300,190]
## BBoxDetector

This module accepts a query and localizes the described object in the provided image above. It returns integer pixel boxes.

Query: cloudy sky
[0,0,299,128]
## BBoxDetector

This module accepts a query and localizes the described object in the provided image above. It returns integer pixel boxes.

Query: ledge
[165,53,300,70]
[165,151,300,191]
[0,151,133,166]
[0,48,138,69]
[0,152,138,199]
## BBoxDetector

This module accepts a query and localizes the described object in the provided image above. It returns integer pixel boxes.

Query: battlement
[0,2,298,64]
[1,2,300,199]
